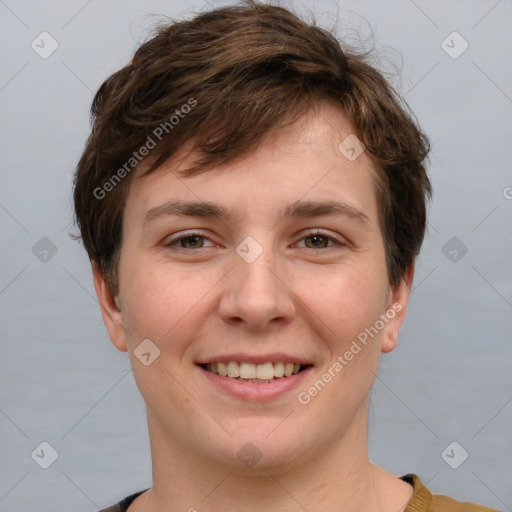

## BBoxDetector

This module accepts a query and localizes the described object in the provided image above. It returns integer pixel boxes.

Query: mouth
[198,361,313,383]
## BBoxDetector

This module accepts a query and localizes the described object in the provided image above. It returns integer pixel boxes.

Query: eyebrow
[143,199,371,226]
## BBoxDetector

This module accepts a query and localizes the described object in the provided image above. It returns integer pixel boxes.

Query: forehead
[125,103,380,227]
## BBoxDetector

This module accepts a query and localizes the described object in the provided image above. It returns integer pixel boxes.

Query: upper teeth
[206,361,301,379]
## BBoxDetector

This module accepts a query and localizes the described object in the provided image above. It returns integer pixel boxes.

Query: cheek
[119,265,203,406]
[321,261,387,326]
[311,263,388,377]
[120,260,213,348]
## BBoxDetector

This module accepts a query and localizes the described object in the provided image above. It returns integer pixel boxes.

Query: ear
[92,261,128,352]
[380,261,415,354]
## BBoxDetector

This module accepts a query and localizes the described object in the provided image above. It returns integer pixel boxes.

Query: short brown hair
[73,0,431,296]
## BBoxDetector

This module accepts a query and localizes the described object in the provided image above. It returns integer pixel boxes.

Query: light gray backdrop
[0,1,511,511]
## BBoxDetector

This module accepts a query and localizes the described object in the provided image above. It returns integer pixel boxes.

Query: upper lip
[196,352,314,365]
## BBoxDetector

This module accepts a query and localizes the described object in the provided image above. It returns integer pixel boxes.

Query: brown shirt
[98,474,500,512]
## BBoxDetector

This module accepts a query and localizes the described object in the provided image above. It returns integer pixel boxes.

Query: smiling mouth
[200,361,312,383]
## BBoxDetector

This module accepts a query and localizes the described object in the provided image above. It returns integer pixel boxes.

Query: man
[73,1,498,510]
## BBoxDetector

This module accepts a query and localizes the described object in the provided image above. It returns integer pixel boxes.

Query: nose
[217,241,296,332]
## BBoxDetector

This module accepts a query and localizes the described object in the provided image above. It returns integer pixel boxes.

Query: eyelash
[164,230,346,253]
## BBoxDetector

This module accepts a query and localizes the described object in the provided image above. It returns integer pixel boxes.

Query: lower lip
[197,365,313,401]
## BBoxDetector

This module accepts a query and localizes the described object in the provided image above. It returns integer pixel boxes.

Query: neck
[133,404,409,512]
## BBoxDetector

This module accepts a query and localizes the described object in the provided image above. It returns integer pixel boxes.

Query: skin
[94,102,415,512]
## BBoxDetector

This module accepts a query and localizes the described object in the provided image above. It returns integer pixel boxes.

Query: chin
[204,417,316,475]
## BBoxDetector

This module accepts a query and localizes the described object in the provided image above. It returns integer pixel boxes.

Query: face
[94,102,412,474]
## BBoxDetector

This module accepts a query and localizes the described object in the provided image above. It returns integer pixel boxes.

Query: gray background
[0,0,511,511]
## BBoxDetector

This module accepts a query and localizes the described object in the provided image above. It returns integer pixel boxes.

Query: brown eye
[165,231,216,251]
[297,230,345,251]
[304,234,331,249]
[178,235,205,249]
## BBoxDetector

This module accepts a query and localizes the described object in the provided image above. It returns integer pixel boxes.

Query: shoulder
[401,474,500,512]
[97,489,147,512]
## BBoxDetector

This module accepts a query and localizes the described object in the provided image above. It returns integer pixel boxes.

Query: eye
[164,231,216,251]
[297,230,346,250]
[163,229,346,253]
